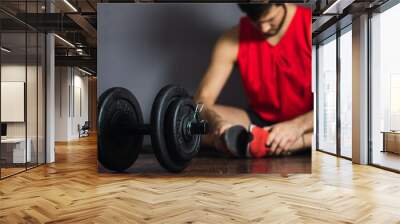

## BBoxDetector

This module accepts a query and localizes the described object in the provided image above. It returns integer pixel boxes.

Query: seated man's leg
[202,105,280,157]
[201,104,250,152]
[202,105,313,157]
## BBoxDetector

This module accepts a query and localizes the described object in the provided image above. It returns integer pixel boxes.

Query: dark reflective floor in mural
[98,146,311,175]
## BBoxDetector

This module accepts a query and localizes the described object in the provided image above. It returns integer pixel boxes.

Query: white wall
[71,73,89,138]
[55,67,69,141]
[55,67,89,141]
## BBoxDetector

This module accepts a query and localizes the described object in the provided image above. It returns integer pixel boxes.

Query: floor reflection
[99,146,311,175]
[372,151,400,171]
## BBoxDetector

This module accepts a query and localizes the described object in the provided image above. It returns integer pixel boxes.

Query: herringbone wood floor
[1,135,400,223]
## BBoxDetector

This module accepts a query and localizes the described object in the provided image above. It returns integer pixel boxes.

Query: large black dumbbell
[97,85,209,173]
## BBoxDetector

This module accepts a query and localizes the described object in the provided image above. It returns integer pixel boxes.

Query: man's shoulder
[295,5,312,16]
[217,25,239,47]
[212,25,240,62]
[221,25,239,42]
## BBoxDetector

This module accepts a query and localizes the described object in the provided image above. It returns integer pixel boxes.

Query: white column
[46,1,56,163]
[352,14,369,164]
[312,45,317,151]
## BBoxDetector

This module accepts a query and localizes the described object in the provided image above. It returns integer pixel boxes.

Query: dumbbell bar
[129,121,208,137]
[98,85,209,173]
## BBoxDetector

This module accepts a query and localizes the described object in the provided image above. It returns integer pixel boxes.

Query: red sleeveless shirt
[237,6,313,123]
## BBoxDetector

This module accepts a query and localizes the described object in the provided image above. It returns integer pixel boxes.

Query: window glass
[339,28,352,158]
[371,3,400,170]
[317,36,337,154]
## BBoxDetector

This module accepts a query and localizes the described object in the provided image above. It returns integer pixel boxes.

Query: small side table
[381,131,400,154]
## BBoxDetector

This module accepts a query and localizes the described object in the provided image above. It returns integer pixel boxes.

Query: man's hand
[264,120,305,155]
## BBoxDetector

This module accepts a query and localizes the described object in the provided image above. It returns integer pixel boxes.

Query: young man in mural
[195,3,313,158]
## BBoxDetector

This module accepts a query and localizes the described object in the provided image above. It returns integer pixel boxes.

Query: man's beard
[262,4,287,39]
[262,30,279,38]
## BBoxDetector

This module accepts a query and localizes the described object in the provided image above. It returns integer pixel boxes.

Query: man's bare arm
[194,26,239,132]
[290,110,314,134]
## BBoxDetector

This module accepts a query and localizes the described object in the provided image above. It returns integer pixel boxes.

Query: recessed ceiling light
[63,0,78,12]
[54,34,75,48]
[323,0,355,15]
[1,47,11,53]
[78,67,93,76]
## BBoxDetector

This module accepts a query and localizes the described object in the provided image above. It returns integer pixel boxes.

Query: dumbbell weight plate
[165,98,200,161]
[98,87,119,113]
[98,87,144,172]
[151,85,191,173]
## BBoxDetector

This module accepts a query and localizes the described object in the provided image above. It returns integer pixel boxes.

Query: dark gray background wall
[98,3,248,118]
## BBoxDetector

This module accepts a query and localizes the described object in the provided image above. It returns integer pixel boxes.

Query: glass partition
[0,1,46,179]
[1,30,28,177]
